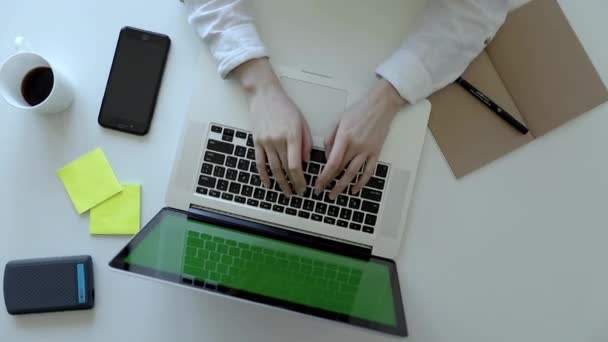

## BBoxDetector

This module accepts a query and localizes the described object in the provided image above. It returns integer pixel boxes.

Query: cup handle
[14,36,33,52]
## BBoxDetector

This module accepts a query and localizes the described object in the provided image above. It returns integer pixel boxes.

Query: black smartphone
[98,26,171,135]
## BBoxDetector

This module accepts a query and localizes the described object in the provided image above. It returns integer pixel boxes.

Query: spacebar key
[207,139,234,155]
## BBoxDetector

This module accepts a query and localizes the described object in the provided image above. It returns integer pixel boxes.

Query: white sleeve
[184,0,268,78]
[376,0,516,104]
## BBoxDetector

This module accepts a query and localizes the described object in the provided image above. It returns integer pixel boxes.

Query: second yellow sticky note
[90,184,141,235]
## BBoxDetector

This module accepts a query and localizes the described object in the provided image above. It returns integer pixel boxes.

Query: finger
[273,142,293,195]
[330,154,367,200]
[353,154,378,194]
[302,121,313,163]
[255,144,271,188]
[324,125,338,161]
[287,136,307,196]
[315,136,347,193]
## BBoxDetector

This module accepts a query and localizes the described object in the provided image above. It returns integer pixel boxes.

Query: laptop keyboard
[196,123,390,235]
[182,229,360,307]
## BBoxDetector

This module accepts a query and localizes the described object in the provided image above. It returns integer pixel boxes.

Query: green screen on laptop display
[111,208,406,336]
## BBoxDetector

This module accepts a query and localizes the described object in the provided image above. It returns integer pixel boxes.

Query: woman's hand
[234,58,312,196]
[315,78,406,199]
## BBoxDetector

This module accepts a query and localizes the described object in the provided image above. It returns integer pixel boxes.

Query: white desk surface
[2,1,608,341]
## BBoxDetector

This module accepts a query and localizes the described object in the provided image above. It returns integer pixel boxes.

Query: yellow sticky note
[90,184,141,235]
[57,148,122,214]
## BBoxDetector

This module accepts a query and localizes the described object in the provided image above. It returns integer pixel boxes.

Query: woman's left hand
[314,78,406,199]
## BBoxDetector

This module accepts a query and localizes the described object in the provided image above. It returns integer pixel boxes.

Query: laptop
[110,64,431,336]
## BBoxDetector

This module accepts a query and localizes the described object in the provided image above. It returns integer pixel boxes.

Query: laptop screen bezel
[109,207,408,336]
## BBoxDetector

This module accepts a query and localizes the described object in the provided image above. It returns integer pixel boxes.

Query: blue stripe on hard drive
[77,263,86,304]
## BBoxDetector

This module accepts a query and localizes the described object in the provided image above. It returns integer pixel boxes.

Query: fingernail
[329,194,336,200]
[353,188,360,195]
[314,188,321,196]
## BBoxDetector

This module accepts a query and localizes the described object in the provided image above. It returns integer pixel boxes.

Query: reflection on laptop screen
[121,210,401,332]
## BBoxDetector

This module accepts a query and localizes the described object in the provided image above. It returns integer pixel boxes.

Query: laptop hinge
[187,205,372,261]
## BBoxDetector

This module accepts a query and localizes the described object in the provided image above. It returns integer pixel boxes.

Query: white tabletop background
[1,1,608,341]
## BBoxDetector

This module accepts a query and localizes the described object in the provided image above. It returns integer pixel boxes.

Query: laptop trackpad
[280,76,348,138]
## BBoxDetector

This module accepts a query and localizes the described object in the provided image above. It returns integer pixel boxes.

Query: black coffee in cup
[21,67,54,106]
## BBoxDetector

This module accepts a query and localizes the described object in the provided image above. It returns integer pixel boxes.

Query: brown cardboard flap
[429,51,534,178]
[429,0,608,178]
[487,0,608,136]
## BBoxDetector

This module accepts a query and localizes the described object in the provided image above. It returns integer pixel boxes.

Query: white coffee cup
[0,37,72,114]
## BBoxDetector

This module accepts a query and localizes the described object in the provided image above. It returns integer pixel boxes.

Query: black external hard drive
[3,255,95,315]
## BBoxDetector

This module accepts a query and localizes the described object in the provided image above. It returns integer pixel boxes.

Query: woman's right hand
[233,58,312,196]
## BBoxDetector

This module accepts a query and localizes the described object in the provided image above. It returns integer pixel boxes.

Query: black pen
[455,77,529,135]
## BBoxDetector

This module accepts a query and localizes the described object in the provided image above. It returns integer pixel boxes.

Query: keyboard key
[247,148,256,160]
[324,192,335,204]
[198,175,217,188]
[352,211,364,223]
[366,177,385,190]
[327,205,339,217]
[238,171,250,184]
[363,226,375,234]
[323,217,336,225]
[226,169,238,181]
[298,211,310,219]
[340,208,352,220]
[290,197,302,209]
[238,159,250,171]
[273,182,281,192]
[286,208,297,216]
[348,197,361,210]
[310,149,326,163]
[222,134,233,142]
[250,175,261,187]
[229,182,241,194]
[266,191,278,203]
[200,163,213,175]
[303,187,312,198]
[304,174,312,185]
[235,146,246,157]
[315,202,327,215]
[336,195,348,207]
[311,214,323,222]
[217,180,229,191]
[272,205,285,213]
[241,185,253,197]
[303,200,315,211]
[222,193,234,201]
[211,125,222,133]
[308,163,320,175]
[247,134,254,147]
[235,196,246,204]
[278,194,290,206]
[204,151,226,165]
[226,156,237,168]
[254,188,265,200]
[207,139,234,154]
[364,214,377,226]
[196,187,208,195]
[349,223,362,231]
[213,166,226,178]
[361,201,380,214]
[337,220,348,228]
[376,164,388,178]
[260,202,271,210]
[247,199,259,207]
[361,188,382,202]
[236,131,247,139]
[223,128,235,137]
[249,162,258,173]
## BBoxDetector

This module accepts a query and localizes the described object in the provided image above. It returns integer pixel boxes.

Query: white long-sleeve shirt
[184,0,515,104]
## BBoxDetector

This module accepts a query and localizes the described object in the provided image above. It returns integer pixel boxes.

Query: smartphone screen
[98,27,170,135]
